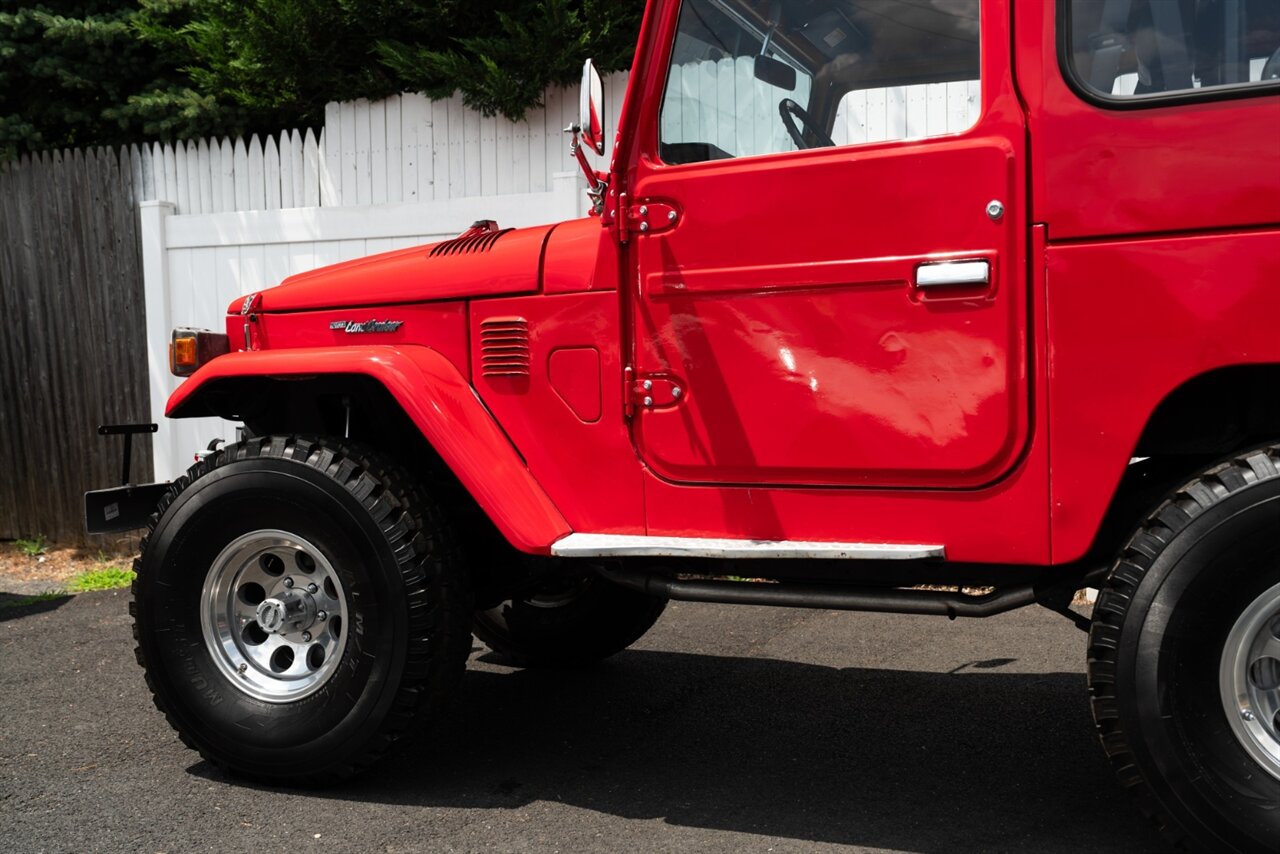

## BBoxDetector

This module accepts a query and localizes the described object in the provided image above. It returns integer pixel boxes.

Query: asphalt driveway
[1,589,1170,853]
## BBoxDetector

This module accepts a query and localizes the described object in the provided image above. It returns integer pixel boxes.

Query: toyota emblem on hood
[329,319,404,334]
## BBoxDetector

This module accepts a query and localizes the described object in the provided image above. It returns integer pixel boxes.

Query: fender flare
[166,345,570,554]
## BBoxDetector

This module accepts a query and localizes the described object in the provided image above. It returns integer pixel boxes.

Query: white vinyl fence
[832,80,981,144]
[142,69,981,480]
[134,76,629,216]
[142,177,596,480]
[661,56,979,157]
[142,76,627,480]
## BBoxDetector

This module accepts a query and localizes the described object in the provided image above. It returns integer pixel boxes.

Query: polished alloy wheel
[201,529,347,703]
[1220,579,1280,781]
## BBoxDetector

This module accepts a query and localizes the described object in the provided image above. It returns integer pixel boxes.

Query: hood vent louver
[430,228,514,257]
[479,316,531,377]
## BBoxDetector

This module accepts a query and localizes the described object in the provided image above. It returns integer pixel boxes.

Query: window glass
[659,0,982,165]
[1066,0,1280,100]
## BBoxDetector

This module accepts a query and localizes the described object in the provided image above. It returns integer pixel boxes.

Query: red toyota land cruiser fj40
[88,1,1280,849]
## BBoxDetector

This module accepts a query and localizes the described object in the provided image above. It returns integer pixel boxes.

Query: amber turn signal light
[171,336,197,369]
[169,327,230,377]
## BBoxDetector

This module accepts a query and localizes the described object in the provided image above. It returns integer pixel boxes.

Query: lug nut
[283,577,294,589]
[643,396,654,407]
[643,380,653,391]
[307,583,318,594]
[672,387,683,398]
[301,631,312,642]
[317,610,327,621]
[667,210,677,221]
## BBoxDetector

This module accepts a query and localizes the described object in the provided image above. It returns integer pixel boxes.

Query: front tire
[131,436,471,785]
[1088,443,1280,852]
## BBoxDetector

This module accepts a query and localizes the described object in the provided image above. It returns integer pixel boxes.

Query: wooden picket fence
[0,147,151,545]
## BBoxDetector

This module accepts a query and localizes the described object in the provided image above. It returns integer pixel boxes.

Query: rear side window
[1064,0,1280,104]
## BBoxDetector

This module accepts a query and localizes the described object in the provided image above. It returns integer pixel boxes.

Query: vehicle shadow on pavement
[268,647,1170,853]
[0,592,73,623]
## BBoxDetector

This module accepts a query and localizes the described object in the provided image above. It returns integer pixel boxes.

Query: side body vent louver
[479,317,531,377]
[430,228,514,257]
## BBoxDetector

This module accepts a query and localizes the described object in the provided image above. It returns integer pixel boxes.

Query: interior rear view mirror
[753,54,796,91]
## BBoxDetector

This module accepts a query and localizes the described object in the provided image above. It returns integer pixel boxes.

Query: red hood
[232,224,555,313]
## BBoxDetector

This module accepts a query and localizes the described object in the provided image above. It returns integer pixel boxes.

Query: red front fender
[166,345,570,554]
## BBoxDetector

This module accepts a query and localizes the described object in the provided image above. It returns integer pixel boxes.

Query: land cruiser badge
[330,319,404,334]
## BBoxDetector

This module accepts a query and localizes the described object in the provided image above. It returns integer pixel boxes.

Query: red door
[625,0,1027,489]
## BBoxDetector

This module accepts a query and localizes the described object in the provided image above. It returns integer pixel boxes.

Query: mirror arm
[566,124,608,215]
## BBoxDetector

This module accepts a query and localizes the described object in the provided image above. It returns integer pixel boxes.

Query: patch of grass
[15,534,46,556]
[66,566,136,592]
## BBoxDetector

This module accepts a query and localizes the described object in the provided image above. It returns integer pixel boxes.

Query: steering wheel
[779,98,835,150]
[1262,46,1280,80]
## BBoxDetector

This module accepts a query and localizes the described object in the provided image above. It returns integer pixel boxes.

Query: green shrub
[14,534,46,556]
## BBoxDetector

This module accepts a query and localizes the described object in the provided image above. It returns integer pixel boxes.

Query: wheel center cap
[255,587,317,634]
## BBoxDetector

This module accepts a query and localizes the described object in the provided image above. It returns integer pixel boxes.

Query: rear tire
[131,436,471,785]
[473,573,666,667]
[1088,443,1280,852]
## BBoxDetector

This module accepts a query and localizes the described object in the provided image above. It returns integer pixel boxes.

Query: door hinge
[623,365,635,418]
[629,373,687,413]
[618,199,680,244]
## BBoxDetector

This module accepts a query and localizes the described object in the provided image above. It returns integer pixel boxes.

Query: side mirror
[579,59,605,156]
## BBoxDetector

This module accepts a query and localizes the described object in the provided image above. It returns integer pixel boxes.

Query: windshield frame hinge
[617,199,680,244]
[628,371,687,414]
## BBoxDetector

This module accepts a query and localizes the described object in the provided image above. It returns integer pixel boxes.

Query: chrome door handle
[915,260,990,288]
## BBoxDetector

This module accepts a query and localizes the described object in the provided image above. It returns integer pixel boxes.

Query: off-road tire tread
[129,435,472,786]
[1087,442,1280,851]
